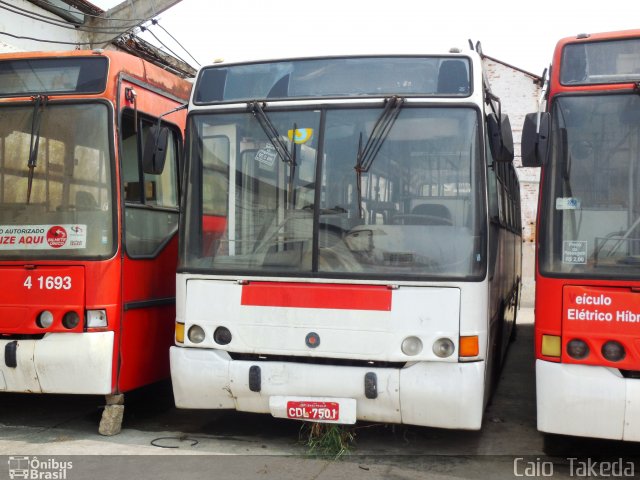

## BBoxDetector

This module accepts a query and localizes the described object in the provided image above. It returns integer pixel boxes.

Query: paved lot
[1,308,638,479]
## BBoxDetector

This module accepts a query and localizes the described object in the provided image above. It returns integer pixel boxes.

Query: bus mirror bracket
[142,104,187,175]
[488,113,514,163]
[521,112,550,167]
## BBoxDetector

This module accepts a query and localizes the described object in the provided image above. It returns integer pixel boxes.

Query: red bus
[0,50,190,434]
[523,30,640,441]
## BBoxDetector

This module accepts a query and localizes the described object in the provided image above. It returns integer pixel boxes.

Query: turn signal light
[459,335,479,357]
[602,341,625,362]
[175,322,185,343]
[541,335,561,357]
[86,309,107,328]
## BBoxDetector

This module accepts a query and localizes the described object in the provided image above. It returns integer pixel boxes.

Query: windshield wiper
[248,101,298,208]
[26,95,48,204]
[248,101,295,165]
[354,95,404,217]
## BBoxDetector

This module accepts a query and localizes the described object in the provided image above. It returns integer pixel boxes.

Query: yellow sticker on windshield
[288,128,313,144]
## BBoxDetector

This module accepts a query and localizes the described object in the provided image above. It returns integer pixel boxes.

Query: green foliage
[300,422,356,459]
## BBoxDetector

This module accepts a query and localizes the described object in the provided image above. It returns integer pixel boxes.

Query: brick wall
[484,57,542,305]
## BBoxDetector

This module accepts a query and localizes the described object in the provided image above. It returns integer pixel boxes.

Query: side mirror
[521,112,550,167]
[488,113,514,163]
[142,125,169,175]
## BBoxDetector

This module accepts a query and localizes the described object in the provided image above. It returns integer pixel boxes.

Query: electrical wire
[0,30,127,46]
[140,25,192,68]
[0,2,141,33]
[0,1,199,72]
[151,19,200,67]
[35,0,152,22]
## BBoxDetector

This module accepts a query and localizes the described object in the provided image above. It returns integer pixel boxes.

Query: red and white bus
[165,51,522,429]
[523,30,640,441]
[0,50,190,433]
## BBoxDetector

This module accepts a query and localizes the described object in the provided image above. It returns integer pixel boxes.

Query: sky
[96,0,638,76]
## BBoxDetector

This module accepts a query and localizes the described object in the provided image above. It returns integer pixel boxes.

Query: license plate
[287,400,339,421]
[269,396,357,424]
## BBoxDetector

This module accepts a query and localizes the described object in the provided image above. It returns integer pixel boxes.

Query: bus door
[118,79,182,392]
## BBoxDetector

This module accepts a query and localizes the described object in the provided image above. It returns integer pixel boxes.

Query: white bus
[164,51,522,429]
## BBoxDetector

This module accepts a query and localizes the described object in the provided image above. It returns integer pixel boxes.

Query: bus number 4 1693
[23,275,72,290]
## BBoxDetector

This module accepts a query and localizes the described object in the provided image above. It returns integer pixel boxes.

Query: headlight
[213,326,232,345]
[37,310,54,328]
[188,325,206,344]
[432,338,455,358]
[566,339,589,359]
[602,340,625,362]
[62,311,81,329]
[401,336,423,356]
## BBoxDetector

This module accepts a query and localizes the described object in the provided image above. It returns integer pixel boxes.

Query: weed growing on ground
[300,422,356,459]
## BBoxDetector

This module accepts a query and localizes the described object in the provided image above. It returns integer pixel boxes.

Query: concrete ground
[1,308,638,480]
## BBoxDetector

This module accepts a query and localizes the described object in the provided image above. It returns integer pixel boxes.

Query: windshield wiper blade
[26,94,47,204]
[354,95,404,216]
[248,101,295,165]
[355,96,404,173]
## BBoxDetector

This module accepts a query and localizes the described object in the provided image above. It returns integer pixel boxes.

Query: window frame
[119,107,183,259]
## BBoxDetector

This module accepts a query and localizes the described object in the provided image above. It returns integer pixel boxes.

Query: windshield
[540,94,640,278]
[182,106,484,280]
[194,56,471,104]
[0,103,114,259]
[561,38,640,85]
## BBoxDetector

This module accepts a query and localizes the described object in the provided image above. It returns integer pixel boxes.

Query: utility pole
[84,0,183,48]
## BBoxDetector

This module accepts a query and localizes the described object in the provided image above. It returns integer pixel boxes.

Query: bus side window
[121,108,180,257]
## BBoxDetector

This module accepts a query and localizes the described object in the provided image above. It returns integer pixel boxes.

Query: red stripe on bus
[241,283,392,311]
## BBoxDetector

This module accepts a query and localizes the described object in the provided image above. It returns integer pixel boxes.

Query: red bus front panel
[562,285,640,369]
[0,266,85,334]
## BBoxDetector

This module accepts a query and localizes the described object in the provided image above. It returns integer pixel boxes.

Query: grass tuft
[300,422,356,459]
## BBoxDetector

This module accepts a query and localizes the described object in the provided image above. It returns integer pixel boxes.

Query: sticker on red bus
[0,225,86,250]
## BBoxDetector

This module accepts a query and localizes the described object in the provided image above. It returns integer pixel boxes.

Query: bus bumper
[0,332,114,395]
[170,346,485,429]
[536,360,640,441]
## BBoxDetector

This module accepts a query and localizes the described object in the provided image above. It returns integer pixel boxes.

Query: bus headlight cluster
[188,325,206,344]
[566,338,626,362]
[432,338,455,358]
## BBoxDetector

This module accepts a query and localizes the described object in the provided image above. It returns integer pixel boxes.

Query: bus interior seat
[410,203,452,225]
[437,60,469,94]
